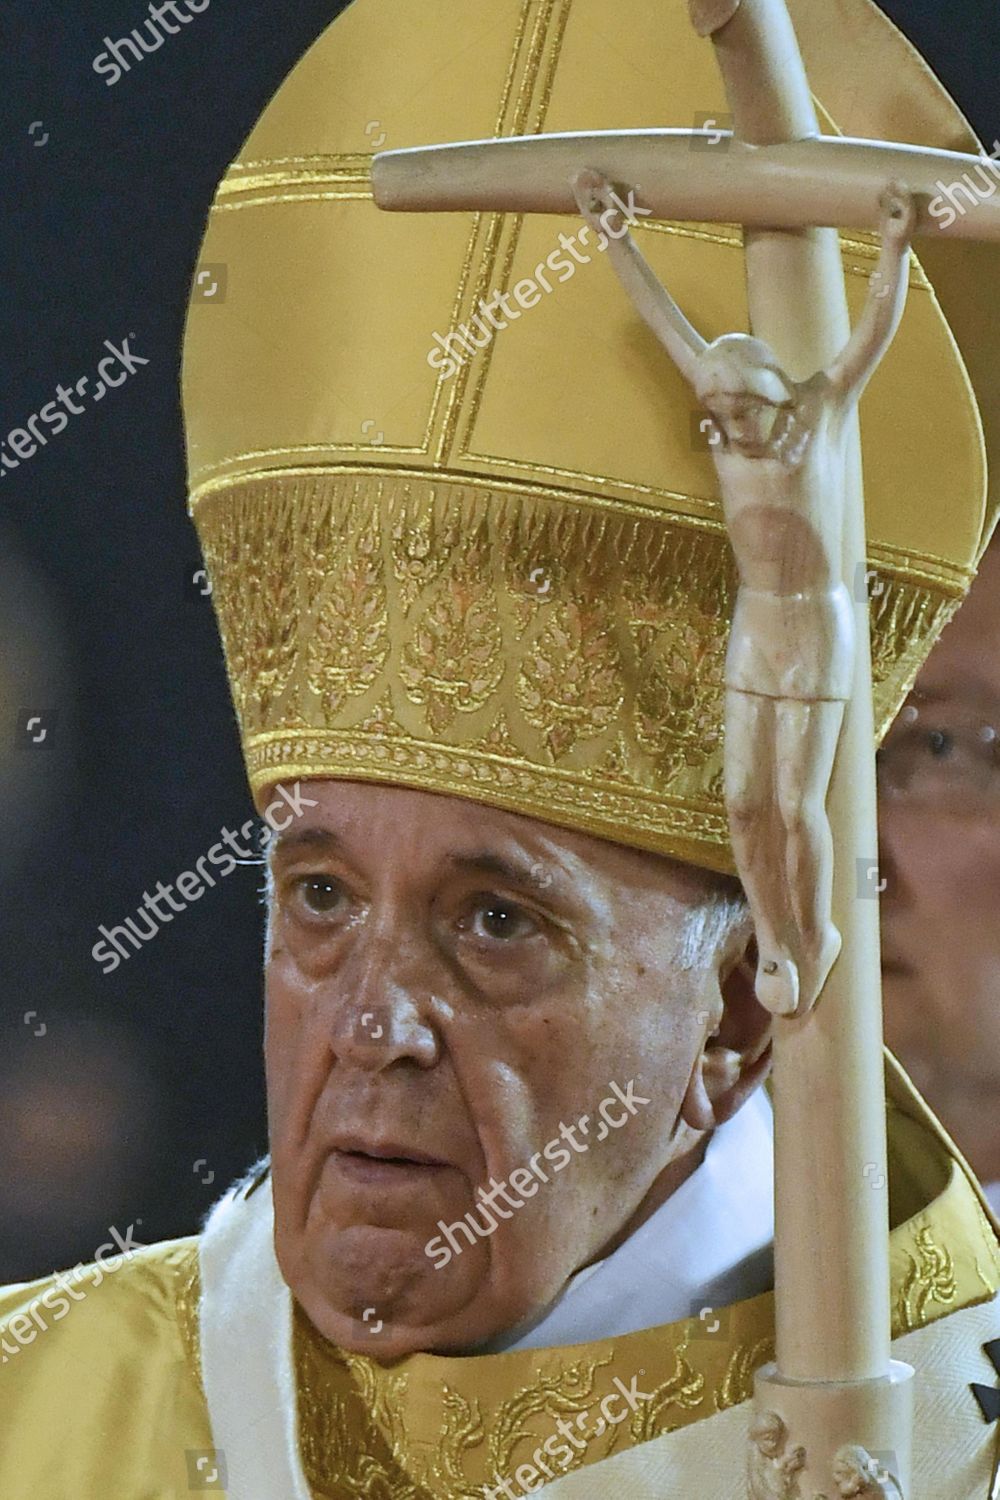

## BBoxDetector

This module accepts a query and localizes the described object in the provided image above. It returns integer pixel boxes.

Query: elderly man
[264,782,767,1361]
[2,1,999,1497]
[880,536,1000,1214]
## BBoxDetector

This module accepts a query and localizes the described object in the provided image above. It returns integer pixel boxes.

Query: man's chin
[307,1304,486,1359]
[276,1218,508,1356]
[290,1277,532,1360]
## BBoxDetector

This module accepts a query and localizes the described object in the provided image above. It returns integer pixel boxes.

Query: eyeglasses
[877,695,1000,814]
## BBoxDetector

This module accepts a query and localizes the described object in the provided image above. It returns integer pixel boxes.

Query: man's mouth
[327,1136,452,1183]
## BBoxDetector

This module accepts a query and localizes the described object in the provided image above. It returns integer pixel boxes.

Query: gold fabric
[0,1239,214,1497]
[1,1062,996,1499]
[183,0,997,871]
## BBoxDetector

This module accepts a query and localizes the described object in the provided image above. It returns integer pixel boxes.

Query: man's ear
[680,934,771,1132]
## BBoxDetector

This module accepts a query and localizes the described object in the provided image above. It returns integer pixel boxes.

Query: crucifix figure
[574,169,917,1018]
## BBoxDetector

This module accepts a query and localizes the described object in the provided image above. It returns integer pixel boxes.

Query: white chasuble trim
[535,1296,1000,1500]
[199,1174,312,1500]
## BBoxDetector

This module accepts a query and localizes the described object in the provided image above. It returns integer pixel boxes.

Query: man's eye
[464,896,539,942]
[292,874,346,917]
[877,720,1000,806]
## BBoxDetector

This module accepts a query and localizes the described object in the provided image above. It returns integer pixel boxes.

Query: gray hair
[674,878,751,971]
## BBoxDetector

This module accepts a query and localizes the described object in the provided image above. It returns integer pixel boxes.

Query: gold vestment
[5,0,1000,1495]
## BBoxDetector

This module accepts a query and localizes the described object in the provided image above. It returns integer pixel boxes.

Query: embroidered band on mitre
[182,0,1000,873]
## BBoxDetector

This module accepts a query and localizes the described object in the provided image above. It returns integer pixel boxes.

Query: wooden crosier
[373,1,1000,1492]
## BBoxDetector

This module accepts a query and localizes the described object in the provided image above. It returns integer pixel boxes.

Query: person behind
[879,535,1000,1213]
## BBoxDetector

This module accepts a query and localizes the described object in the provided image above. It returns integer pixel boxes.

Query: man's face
[879,543,1000,1114]
[264,781,762,1357]
[703,391,785,455]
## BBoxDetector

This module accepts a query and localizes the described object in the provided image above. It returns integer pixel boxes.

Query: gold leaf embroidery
[399,547,505,734]
[715,1333,775,1413]
[893,1222,958,1334]
[195,469,960,874]
[171,1241,204,1397]
[627,1343,707,1441]
[296,1326,429,1499]
[486,1358,612,1479]
[633,612,727,780]
[390,487,453,614]
[516,599,623,761]
[432,1384,489,1498]
[306,508,389,717]
[869,576,958,738]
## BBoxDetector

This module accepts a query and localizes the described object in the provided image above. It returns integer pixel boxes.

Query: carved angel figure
[749,1410,807,1499]
[828,1444,904,1497]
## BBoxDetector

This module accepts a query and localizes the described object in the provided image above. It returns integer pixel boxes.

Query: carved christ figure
[574,169,917,1016]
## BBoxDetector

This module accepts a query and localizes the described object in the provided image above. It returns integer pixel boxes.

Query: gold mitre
[183,0,998,874]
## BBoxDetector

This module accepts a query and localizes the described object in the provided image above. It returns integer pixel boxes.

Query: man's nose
[876,802,909,911]
[328,929,442,1071]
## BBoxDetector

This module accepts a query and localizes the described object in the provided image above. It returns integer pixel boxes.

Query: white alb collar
[481,1086,775,1351]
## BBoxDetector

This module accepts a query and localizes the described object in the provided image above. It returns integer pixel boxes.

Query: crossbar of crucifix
[374,129,1000,239]
[373,1,998,1492]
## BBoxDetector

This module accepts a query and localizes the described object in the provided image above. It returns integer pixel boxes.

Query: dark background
[1,0,997,1283]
